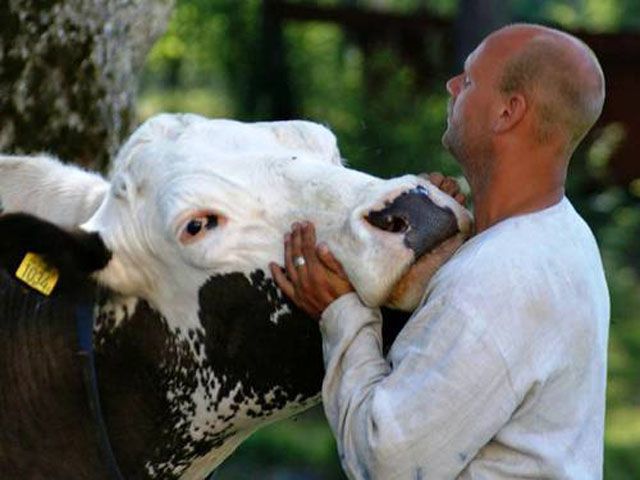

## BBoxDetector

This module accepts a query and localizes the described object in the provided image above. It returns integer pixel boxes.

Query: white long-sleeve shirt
[320,197,610,480]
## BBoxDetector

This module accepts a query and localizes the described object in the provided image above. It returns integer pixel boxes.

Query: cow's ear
[257,120,343,165]
[0,155,109,230]
[0,213,111,296]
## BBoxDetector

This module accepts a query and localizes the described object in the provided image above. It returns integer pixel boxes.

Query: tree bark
[0,0,174,171]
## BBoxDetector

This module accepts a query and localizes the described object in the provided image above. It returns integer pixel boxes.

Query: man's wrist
[320,292,380,340]
[320,292,361,322]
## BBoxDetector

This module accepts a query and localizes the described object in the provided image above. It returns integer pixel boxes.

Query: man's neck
[467,156,566,234]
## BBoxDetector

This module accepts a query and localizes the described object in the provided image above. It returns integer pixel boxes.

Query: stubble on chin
[442,125,460,157]
[442,126,475,179]
[441,130,450,151]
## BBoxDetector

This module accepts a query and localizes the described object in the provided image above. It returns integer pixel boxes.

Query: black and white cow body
[91,272,325,478]
[0,114,472,479]
[0,226,324,479]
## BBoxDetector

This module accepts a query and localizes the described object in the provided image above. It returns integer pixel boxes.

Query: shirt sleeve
[320,293,519,480]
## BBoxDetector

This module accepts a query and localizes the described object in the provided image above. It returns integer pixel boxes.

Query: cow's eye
[179,213,220,244]
[185,215,218,237]
[186,219,204,236]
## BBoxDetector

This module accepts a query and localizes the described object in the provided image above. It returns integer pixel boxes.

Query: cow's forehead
[111,115,342,184]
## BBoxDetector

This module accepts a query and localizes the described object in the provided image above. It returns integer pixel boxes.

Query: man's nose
[446,74,461,96]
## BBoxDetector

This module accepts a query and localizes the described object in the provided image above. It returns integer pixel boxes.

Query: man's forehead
[463,54,473,72]
[463,35,515,75]
[463,42,485,71]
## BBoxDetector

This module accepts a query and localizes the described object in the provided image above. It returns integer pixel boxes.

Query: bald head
[490,24,605,155]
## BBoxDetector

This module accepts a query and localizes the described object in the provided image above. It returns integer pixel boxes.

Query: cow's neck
[92,270,325,479]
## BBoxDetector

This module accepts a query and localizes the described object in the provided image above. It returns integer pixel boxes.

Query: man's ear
[0,155,109,230]
[493,93,527,134]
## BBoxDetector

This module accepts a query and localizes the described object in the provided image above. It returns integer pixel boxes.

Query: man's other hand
[423,172,467,206]
[271,173,468,318]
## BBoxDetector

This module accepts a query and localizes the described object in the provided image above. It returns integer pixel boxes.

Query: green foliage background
[138,1,640,478]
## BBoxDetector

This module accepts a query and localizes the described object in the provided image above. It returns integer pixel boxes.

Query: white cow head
[0,114,471,478]
[78,114,470,313]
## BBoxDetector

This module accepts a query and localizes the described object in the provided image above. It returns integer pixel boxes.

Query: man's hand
[270,173,468,318]
[423,172,467,206]
[270,222,354,319]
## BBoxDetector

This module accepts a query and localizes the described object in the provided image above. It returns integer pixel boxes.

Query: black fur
[92,271,325,478]
[0,270,113,479]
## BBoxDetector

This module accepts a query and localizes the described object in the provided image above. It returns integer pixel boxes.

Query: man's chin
[441,130,452,151]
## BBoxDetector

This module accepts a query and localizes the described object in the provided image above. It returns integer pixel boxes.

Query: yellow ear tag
[15,253,60,296]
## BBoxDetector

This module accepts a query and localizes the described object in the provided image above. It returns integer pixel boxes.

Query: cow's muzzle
[365,186,460,258]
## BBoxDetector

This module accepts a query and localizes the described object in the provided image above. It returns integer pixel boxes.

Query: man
[270,23,609,479]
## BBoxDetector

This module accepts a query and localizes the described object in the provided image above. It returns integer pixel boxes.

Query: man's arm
[270,224,517,479]
[319,294,518,479]
[268,174,514,478]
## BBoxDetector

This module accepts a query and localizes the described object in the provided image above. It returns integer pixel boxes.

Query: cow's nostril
[366,212,410,234]
[365,187,459,257]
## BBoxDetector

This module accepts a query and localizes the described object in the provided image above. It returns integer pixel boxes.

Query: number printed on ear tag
[15,253,60,296]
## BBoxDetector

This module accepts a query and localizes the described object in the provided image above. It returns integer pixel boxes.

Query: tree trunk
[0,0,174,171]
[259,0,298,120]
[453,0,510,72]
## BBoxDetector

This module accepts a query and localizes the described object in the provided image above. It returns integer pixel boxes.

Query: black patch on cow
[0,213,111,298]
[380,306,412,356]
[198,270,325,412]
[94,296,230,479]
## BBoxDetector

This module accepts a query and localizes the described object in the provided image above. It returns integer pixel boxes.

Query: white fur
[80,114,470,309]
[0,116,471,309]
[0,154,109,229]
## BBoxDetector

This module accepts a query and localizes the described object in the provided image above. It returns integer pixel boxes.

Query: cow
[0,114,472,479]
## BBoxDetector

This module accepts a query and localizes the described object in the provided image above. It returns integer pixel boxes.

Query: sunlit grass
[584,0,623,32]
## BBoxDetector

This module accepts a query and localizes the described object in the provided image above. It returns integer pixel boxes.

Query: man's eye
[463,76,471,87]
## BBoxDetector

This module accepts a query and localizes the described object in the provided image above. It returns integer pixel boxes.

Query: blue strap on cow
[75,303,125,480]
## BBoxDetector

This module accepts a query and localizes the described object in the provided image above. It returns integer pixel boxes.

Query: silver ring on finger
[293,256,306,268]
